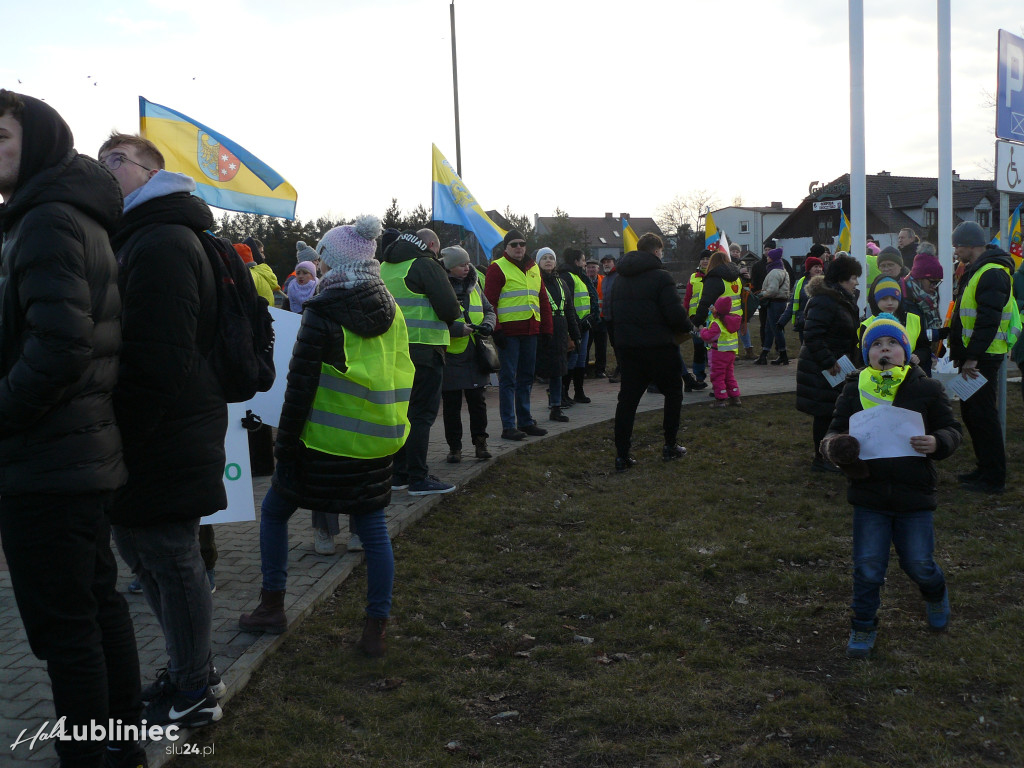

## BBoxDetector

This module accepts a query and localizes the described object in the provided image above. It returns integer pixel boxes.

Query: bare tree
[655,190,720,237]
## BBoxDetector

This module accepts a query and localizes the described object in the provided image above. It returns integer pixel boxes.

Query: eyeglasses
[508,241,526,248]
[101,153,153,172]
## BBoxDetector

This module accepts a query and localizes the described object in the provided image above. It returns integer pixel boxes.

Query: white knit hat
[316,215,383,273]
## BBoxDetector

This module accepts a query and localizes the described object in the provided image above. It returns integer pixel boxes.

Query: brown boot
[239,589,287,633]
[446,448,462,463]
[356,615,388,657]
[729,396,743,406]
[744,347,756,360]
[472,435,491,460]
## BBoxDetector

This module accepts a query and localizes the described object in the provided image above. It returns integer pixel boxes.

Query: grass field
[176,391,1024,768]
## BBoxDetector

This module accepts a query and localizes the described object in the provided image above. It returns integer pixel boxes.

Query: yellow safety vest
[712,317,739,354]
[859,313,921,358]
[299,311,415,459]
[688,272,704,313]
[791,276,806,318]
[959,262,1021,354]
[380,260,451,346]
[858,366,909,410]
[448,285,485,355]
[725,277,743,316]
[570,273,592,320]
[495,258,541,322]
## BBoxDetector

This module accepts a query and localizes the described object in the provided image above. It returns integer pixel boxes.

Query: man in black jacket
[948,221,1015,494]
[0,91,145,768]
[609,232,692,471]
[98,132,226,729]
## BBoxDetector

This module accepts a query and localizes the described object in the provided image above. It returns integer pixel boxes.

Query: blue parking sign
[998,30,1024,140]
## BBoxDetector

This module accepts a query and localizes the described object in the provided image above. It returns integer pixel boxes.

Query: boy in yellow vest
[820,314,962,659]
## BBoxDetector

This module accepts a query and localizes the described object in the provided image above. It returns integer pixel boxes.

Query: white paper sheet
[945,371,987,401]
[848,405,926,460]
[822,355,858,387]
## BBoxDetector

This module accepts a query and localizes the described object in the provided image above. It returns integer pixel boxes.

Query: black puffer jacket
[0,152,127,494]
[948,246,1014,365]
[827,365,962,511]
[796,276,861,416]
[442,265,496,392]
[108,191,227,526]
[535,270,576,379]
[694,261,742,326]
[609,250,691,349]
[272,279,398,514]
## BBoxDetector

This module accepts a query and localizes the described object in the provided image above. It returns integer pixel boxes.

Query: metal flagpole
[849,0,866,314]
[450,1,462,178]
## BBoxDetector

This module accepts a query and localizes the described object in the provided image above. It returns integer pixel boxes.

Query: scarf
[286,275,318,312]
[902,276,942,329]
[318,258,381,292]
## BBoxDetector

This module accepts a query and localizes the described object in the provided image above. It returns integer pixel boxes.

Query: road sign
[996,140,1023,193]
[997,29,1024,140]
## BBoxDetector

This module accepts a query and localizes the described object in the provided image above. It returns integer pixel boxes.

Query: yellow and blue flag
[992,203,1023,270]
[704,212,729,253]
[431,145,505,256]
[837,209,852,254]
[621,217,639,253]
[140,97,297,220]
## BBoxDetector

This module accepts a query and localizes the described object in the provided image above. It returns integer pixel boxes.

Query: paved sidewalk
[0,358,797,766]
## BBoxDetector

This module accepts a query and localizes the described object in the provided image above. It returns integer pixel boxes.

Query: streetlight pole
[449,1,462,177]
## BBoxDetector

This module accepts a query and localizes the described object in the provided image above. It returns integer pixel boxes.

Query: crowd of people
[1,86,1020,767]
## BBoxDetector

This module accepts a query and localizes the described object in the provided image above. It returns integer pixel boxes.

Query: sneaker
[207,569,216,594]
[407,475,457,496]
[391,479,409,491]
[662,444,687,460]
[143,668,225,703]
[615,456,637,472]
[127,577,143,594]
[313,527,336,555]
[208,666,227,699]
[501,428,527,441]
[926,592,951,631]
[846,628,877,658]
[143,682,222,728]
[520,423,548,436]
[961,480,1004,495]
[347,534,364,552]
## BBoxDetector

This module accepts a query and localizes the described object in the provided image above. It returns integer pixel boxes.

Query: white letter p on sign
[1007,42,1024,107]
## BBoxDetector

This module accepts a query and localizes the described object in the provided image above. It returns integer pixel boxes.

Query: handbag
[474,334,501,374]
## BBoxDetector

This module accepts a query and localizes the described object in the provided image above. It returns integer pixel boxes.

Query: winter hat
[767,247,783,262]
[534,247,557,266]
[876,246,904,268]
[713,295,733,317]
[910,249,943,281]
[586,256,600,265]
[243,236,265,264]
[871,276,902,303]
[861,312,912,365]
[232,243,254,264]
[503,229,526,248]
[803,256,823,273]
[381,228,401,254]
[866,242,880,256]
[808,243,827,259]
[951,221,987,247]
[296,240,319,263]
[763,239,777,249]
[441,245,470,270]
[295,260,317,276]
[316,214,384,273]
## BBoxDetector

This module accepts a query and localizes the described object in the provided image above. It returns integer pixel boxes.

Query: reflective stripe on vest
[713,316,739,353]
[571,273,591,319]
[859,313,921,358]
[448,285,486,355]
[544,280,565,315]
[792,276,806,316]
[495,258,541,321]
[688,273,704,311]
[380,260,451,346]
[959,262,1018,353]
[300,311,416,459]
[726,277,743,315]
[857,366,909,410]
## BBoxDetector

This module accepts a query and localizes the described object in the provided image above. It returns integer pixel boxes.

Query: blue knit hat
[861,312,911,365]
[871,276,902,303]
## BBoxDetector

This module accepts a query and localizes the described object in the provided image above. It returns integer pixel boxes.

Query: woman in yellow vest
[440,245,496,461]
[239,216,414,658]
[535,248,578,422]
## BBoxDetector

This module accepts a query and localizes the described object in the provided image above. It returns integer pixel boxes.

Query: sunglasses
[508,241,527,248]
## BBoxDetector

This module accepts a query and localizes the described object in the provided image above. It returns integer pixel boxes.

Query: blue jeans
[567,330,590,369]
[765,300,788,354]
[113,519,212,691]
[546,376,562,408]
[850,506,946,626]
[738,326,751,350]
[498,334,538,430]
[259,486,394,618]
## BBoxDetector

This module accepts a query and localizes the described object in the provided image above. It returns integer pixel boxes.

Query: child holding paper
[820,314,962,659]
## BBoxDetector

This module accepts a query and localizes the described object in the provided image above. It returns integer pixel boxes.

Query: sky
[2,0,1015,226]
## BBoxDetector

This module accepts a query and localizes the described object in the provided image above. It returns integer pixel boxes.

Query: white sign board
[996,139,1023,194]
[812,200,843,211]
[244,306,302,427]
[206,402,258,525]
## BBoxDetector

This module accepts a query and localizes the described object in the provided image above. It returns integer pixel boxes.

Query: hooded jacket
[107,188,227,526]
[694,261,742,326]
[272,279,400,514]
[827,364,962,511]
[0,151,128,494]
[949,245,1015,364]
[381,237,461,355]
[608,250,691,349]
[796,275,861,416]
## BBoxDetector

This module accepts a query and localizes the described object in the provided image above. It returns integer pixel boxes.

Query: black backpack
[199,233,276,402]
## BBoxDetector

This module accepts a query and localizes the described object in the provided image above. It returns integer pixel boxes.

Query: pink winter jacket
[699,312,743,349]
